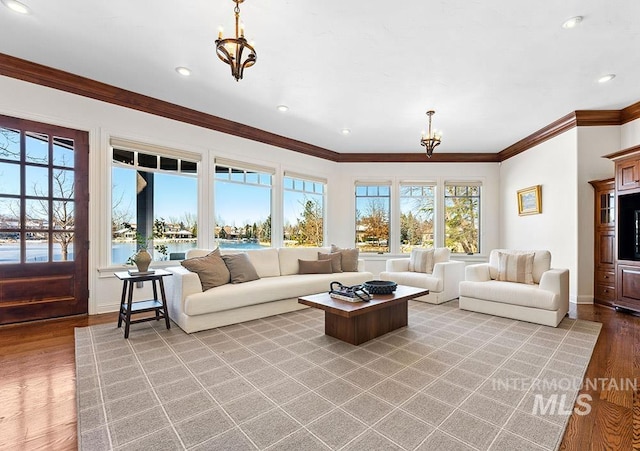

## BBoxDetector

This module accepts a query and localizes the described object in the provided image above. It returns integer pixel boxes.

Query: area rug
[75,300,601,450]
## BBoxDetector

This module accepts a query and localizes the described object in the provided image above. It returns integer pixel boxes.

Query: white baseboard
[95,303,121,314]
[573,295,594,305]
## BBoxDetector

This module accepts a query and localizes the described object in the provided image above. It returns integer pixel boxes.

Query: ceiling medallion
[215,0,257,81]
[420,110,442,158]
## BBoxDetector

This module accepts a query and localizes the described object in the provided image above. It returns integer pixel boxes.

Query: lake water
[0,240,267,263]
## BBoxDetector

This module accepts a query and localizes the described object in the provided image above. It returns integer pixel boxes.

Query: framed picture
[517,185,542,215]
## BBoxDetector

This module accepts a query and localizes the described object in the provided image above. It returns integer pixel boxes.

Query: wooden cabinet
[616,264,640,311]
[616,158,640,191]
[590,178,616,306]
[605,147,640,313]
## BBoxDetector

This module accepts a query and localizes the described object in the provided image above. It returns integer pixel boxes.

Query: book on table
[128,269,156,276]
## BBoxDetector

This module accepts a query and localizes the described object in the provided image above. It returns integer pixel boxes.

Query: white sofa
[165,247,374,333]
[458,249,569,327]
[379,248,466,304]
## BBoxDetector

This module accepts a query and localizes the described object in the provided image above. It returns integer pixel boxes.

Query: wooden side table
[114,269,172,338]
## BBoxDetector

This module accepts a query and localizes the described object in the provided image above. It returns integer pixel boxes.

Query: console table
[114,269,172,338]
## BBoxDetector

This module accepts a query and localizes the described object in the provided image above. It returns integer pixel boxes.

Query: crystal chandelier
[420,110,442,158]
[215,0,257,81]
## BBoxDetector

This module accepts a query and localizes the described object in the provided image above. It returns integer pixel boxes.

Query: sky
[112,168,198,223]
[112,169,317,227]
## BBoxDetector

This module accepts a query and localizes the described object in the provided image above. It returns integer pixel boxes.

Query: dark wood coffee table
[298,285,429,345]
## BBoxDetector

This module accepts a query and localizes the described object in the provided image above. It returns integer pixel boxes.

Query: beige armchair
[459,249,569,327]
[379,248,465,304]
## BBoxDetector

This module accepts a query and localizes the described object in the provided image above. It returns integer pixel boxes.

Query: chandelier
[420,110,442,158]
[215,0,257,81]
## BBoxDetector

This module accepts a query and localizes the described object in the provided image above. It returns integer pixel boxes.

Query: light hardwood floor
[0,305,637,450]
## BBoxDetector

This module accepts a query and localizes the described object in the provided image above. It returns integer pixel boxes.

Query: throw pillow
[221,253,260,284]
[180,248,230,291]
[330,244,359,272]
[409,248,435,273]
[318,251,343,273]
[298,259,332,274]
[497,251,535,284]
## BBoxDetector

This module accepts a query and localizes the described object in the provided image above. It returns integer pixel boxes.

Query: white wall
[621,117,640,149]
[499,130,579,300]
[0,76,335,313]
[500,126,622,304]
[575,127,619,302]
[2,74,631,312]
[0,75,501,313]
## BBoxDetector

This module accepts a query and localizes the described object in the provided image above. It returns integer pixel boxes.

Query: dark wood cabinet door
[597,231,616,267]
[616,264,640,311]
[616,159,640,191]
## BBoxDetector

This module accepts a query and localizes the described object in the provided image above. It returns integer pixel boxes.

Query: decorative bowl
[363,280,397,295]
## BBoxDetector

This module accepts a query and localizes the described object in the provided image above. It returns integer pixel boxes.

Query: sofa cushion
[298,259,332,274]
[409,248,434,273]
[489,249,551,284]
[183,271,374,316]
[222,253,260,284]
[278,247,330,275]
[434,247,451,264]
[497,251,534,284]
[318,252,342,273]
[180,248,230,291]
[330,244,359,272]
[245,248,281,278]
[459,280,560,310]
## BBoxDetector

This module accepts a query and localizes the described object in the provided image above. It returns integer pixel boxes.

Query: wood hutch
[603,145,640,313]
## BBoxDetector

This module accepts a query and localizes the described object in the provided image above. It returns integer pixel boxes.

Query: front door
[0,114,89,324]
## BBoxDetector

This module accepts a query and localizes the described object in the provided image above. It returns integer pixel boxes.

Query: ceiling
[1,0,639,155]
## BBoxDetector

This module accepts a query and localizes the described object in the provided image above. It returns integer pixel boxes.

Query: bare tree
[29,166,75,260]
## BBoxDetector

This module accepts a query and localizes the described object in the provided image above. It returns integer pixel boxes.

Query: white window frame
[443,181,482,255]
[398,181,437,253]
[108,138,201,266]
[283,171,327,247]
[214,158,275,249]
[355,180,392,254]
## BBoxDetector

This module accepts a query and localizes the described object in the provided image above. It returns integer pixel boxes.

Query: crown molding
[621,100,640,124]
[574,109,622,126]
[1,53,639,164]
[496,108,639,162]
[497,113,577,162]
[0,53,341,162]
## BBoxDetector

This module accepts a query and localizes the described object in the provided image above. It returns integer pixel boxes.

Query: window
[400,184,435,253]
[355,183,390,253]
[445,183,480,254]
[0,127,81,263]
[214,161,273,250]
[283,173,325,247]
[111,144,198,265]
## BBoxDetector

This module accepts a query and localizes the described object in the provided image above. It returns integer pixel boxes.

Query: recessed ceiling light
[341,128,351,135]
[561,16,583,29]
[2,0,30,14]
[276,105,289,112]
[175,67,191,77]
[598,74,616,83]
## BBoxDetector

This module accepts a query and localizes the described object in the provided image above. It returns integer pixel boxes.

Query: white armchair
[379,248,465,304]
[458,249,569,327]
